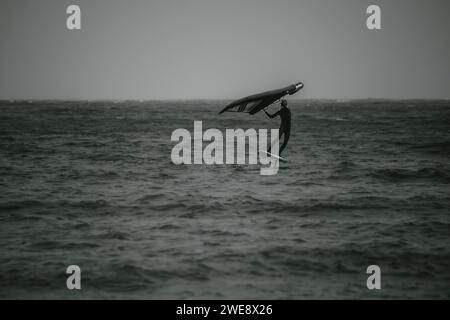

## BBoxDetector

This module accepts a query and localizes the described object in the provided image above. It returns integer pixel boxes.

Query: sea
[0,100,449,299]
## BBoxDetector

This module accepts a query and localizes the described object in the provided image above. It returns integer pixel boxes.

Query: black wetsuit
[265,107,291,155]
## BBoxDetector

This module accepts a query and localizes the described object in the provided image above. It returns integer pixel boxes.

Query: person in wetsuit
[264,99,291,156]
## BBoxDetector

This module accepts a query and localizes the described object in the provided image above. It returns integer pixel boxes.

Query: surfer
[264,99,291,156]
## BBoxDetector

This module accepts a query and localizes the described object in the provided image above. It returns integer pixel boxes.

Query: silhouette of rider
[264,99,291,156]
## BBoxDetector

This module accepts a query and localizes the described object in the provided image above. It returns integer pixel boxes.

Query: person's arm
[264,110,280,119]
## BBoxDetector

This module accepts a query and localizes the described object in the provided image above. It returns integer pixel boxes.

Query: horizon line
[1,98,449,102]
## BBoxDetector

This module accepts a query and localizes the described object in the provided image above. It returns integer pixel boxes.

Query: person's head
[281,99,288,109]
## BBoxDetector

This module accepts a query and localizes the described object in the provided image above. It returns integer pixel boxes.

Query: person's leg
[268,129,284,153]
[279,130,290,155]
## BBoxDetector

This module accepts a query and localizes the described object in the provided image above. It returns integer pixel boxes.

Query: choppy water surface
[0,100,449,299]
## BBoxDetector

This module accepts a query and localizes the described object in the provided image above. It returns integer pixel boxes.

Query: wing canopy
[219,82,303,115]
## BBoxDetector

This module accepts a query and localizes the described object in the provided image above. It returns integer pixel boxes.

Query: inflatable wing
[219,82,303,115]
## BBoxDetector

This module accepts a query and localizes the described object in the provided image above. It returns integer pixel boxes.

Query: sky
[0,0,449,100]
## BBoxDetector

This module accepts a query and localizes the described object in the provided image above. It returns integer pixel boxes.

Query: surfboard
[259,150,288,162]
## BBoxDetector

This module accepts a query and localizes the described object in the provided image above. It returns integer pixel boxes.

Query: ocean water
[0,100,449,299]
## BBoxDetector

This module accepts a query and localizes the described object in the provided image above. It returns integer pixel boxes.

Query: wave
[0,199,112,212]
[0,200,45,210]
[29,240,100,250]
[411,141,450,155]
[244,197,392,215]
[368,167,450,182]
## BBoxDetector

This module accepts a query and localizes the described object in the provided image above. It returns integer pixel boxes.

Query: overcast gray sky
[0,0,449,100]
